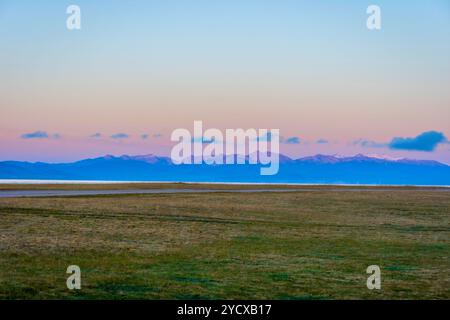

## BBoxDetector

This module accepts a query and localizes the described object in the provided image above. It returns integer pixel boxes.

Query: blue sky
[0,1,449,162]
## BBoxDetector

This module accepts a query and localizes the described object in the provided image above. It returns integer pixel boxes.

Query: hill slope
[0,154,449,185]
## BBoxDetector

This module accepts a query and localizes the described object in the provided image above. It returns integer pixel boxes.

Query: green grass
[0,185,449,299]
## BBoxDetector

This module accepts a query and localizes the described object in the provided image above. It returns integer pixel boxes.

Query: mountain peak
[297,154,340,163]
[94,153,447,167]
[1,153,448,185]
[120,154,171,164]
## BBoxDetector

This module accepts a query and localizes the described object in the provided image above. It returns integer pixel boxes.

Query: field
[0,184,449,299]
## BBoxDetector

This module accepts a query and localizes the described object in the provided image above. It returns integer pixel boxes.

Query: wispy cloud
[281,136,300,144]
[256,133,299,144]
[256,131,277,142]
[20,131,62,140]
[89,133,102,138]
[353,139,386,148]
[141,134,149,140]
[191,136,217,144]
[110,133,129,139]
[316,138,328,144]
[388,131,447,152]
[20,131,49,139]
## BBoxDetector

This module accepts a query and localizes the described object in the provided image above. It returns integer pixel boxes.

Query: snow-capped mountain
[0,154,449,185]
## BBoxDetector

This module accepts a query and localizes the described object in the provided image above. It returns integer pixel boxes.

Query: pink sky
[1,1,449,163]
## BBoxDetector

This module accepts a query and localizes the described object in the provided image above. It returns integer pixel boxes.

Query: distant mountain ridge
[0,153,449,185]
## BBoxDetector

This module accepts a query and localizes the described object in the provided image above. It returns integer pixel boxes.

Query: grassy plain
[0,184,449,299]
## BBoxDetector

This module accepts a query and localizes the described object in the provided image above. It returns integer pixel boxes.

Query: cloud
[110,133,129,139]
[353,139,386,148]
[316,139,328,144]
[90,133,102,138]
[257,131,277,142]
[191,136,216,144]
[256,134,299,144]
[20,131,49,139]
[388,131,447,152]
[20,131,62,140]
[141,134,149,140]
[281,136,300,144]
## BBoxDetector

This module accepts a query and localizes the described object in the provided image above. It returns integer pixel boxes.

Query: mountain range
[0,154,449,185]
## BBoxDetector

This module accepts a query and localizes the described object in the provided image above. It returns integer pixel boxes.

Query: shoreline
[0,179,449,188]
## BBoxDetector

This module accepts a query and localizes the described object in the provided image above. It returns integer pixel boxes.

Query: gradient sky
[1,0,449,163]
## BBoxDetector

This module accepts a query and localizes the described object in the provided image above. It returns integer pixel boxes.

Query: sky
[0,0,449,163]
